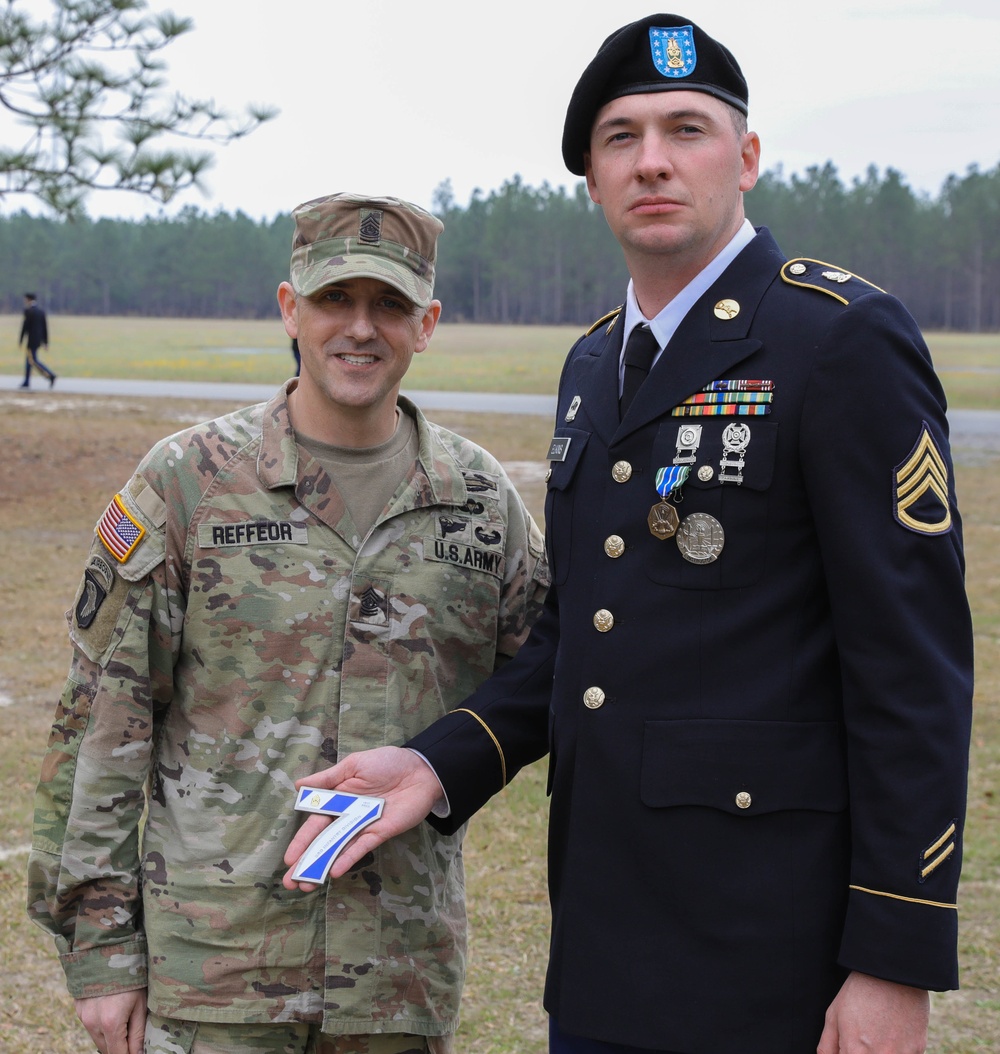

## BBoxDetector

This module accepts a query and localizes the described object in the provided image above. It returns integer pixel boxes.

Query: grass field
[0,321,997,1052]
[3,315,1000,407]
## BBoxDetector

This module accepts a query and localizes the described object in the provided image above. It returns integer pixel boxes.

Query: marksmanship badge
[649,26,696,79]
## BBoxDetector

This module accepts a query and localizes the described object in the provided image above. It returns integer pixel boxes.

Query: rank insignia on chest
[96,493,145,562]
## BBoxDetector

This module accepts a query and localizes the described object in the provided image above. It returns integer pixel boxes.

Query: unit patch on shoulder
[780,258,885,305]
[75,553,116,629]
[893,423,952,536]
[97,493,146,562]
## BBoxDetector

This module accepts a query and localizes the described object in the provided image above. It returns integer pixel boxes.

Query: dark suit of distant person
[19,293,56,388]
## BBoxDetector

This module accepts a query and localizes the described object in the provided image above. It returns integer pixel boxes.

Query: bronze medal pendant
[676,512,725,564]
[648,500,680,539]
[649,464,690,540]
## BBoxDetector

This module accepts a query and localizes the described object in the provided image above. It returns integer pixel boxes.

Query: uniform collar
[621,218,757,361]
[256,382,472,509]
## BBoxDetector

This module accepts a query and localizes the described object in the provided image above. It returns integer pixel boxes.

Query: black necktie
[619,324,659,418]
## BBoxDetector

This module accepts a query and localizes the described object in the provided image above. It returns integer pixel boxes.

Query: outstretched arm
[282,747,443,890]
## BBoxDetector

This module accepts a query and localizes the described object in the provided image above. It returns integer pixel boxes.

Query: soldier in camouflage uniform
[27,192,549,1054]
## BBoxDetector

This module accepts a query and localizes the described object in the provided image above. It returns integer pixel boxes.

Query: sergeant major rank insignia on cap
[650,26,696,78]
[359,208,382,244]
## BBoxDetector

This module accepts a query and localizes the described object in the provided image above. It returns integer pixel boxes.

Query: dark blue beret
[562,14,749,176]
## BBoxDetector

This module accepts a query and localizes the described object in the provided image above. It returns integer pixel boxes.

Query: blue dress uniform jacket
[407,228,974,1053]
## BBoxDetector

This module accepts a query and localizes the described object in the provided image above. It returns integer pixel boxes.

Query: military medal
[648,465,690,539]
[719,422,751,484]
[676,511,725,564]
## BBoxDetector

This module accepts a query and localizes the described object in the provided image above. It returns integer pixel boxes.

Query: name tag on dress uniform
[547,437,572,461]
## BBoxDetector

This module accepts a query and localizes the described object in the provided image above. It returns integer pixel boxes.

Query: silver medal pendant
[676,512,725,564]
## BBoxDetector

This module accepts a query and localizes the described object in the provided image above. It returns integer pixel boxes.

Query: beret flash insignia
[650,26,696,79]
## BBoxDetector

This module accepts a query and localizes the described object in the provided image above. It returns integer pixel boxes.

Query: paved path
[5,375,998,457]
[3,375,555,416]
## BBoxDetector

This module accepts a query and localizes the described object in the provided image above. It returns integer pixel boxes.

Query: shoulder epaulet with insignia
[780,258,885,305]
[585,306,623,336]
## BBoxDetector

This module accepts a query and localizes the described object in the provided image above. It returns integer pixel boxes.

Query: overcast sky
[3,0,999,221]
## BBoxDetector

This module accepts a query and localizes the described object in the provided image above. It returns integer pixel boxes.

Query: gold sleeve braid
[848,884,957,910]
[450,708,506,790]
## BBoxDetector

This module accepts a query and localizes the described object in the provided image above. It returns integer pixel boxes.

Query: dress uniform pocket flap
[546,429,590,492]
[641,718,847,815]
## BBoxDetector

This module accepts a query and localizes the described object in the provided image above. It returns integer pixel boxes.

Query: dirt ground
[1,390,996,1053]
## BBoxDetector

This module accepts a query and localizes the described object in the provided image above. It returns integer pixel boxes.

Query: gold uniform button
[544,468,552,482]
[697,464,714,482]
[583,687,606,709]
[713,298,740,320]
[593,609,614,632]
[735,791,752,810]
[612,460,633,483]
[604,535,625,558]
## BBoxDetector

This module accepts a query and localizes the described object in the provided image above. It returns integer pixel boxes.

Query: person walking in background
[19,291,56,388]
[27,192,548,1054]
[283,15,974,1054]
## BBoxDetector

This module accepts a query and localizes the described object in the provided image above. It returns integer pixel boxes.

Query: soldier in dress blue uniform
[285,14,974,1054]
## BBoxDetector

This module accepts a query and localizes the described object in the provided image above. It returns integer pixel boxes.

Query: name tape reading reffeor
[290,787,385,884]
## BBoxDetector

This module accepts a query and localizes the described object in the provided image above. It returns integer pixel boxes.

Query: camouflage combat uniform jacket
[28,383,548,1038]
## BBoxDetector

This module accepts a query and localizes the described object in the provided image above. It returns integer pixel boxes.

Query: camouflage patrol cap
[562,14,749,175]
[289,192,444,308]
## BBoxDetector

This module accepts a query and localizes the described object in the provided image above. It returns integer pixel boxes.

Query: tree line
[1,160,997,331]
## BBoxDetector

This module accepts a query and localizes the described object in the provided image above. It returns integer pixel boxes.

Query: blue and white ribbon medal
[649,465,690,539]
[290,788,385,884]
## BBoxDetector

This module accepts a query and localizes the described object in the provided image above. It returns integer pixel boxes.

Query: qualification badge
[649,464,690,539]
[290,787,385,884]
[719,422,751,484]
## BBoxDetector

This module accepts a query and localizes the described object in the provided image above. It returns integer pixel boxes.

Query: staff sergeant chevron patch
[893,423,952,535]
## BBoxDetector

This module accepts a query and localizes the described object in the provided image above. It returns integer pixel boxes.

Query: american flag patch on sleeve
[97,494,146,562]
